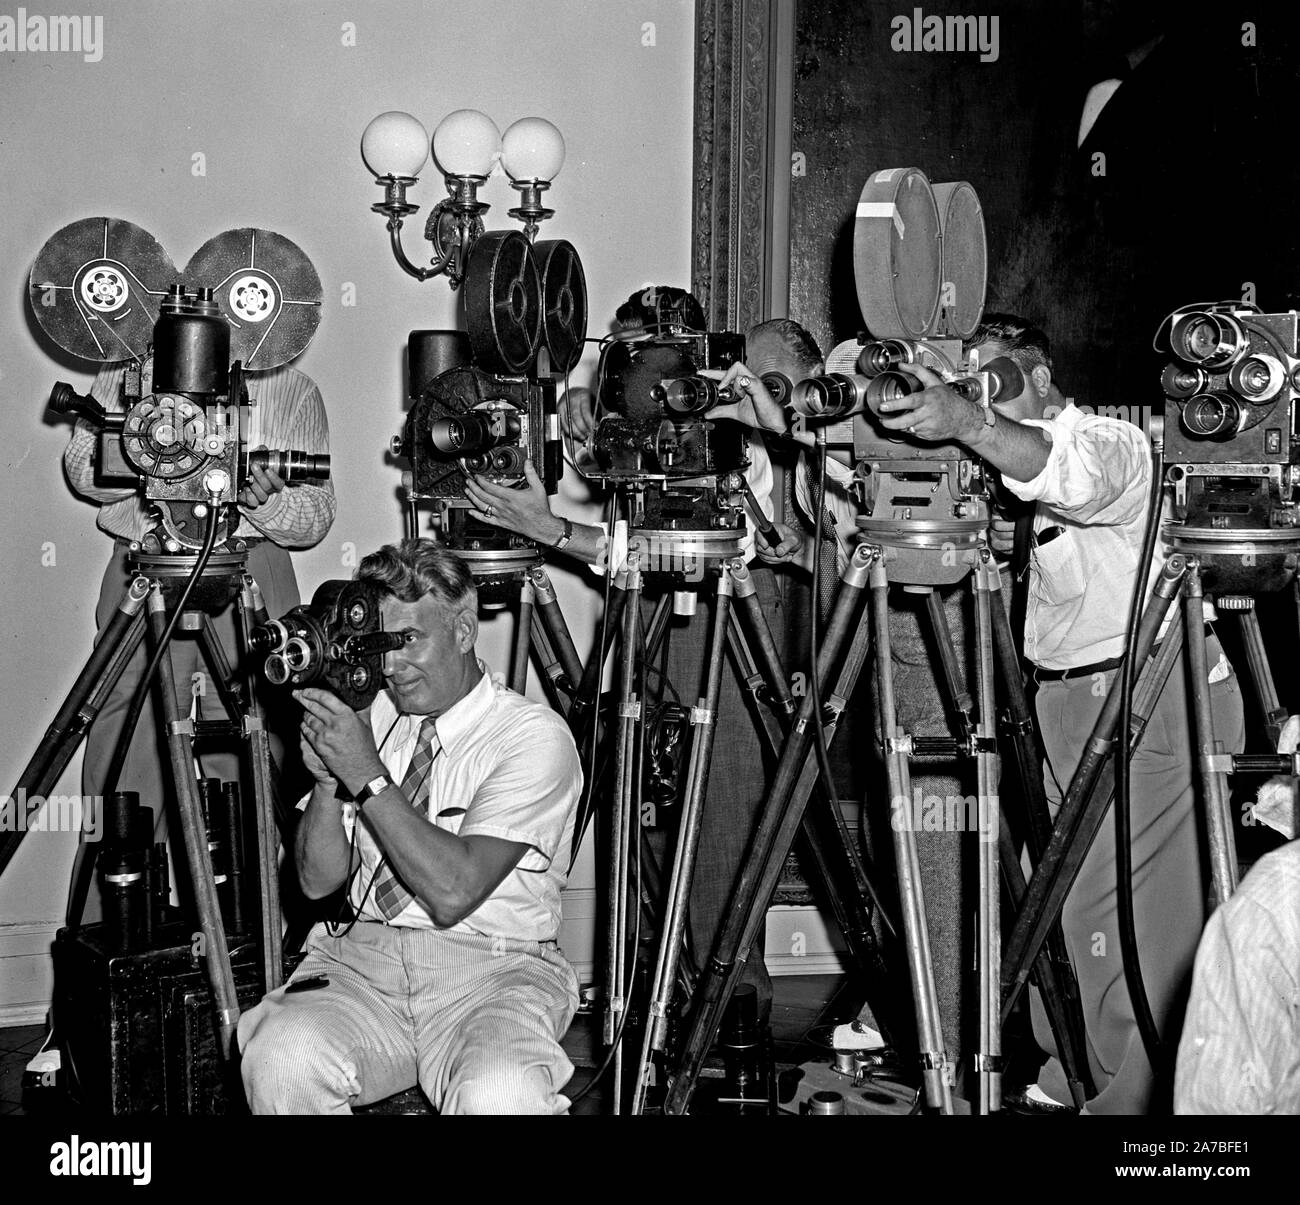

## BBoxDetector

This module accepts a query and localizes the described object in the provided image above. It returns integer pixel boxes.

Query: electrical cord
[102,508,222,800]
[566,490,620,877]
[1114,432,1167,1068]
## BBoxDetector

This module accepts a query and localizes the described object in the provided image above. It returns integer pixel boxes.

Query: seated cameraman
[726,312,1244,1113]
[238,540,583,1114]
[63,361,334,921]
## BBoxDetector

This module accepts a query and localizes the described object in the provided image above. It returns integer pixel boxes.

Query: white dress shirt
[343,667,582,942]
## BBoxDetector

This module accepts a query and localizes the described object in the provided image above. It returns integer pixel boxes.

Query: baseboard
[0,921,59,1028]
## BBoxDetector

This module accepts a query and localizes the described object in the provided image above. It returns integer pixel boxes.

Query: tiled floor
[0,972,857,1116]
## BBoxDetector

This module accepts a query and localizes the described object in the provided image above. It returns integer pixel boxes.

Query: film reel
[463,230,542,376]
[534,239,588,373]
[28,217,178,362]
[853,167,942,340]
[183,228,323,370]
[931,181,987,339]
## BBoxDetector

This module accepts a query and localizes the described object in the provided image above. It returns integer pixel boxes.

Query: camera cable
[1113,432,1167,1069]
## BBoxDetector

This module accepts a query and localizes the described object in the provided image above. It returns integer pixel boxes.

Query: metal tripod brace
[1003,551,1295,1021]
[505,564,585,713]
[4,564,287,1059]
[665,539,1095,1115]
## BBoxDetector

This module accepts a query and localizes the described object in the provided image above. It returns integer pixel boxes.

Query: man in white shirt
[237,540,583,1114]
[866,313,1246,1113]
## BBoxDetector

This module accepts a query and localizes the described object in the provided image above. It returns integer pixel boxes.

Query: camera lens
[1170,312,1247,368]
[1182,393,1241,438]
[249,448,331,482]
[790,374,870,418]
[760,372,793,406]
[857,339,912,376]
[1160,363,1207,399]
[430,413,495,455]
[865,371,917,409]
[653,376,720,417]
[1228,354,1284,402]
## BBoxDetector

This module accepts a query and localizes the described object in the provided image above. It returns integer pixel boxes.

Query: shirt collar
[399,661,495,760]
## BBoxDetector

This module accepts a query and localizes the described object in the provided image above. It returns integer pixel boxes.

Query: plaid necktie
[370,717,441,921]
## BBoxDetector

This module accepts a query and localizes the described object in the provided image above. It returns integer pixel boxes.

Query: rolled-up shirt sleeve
[1000,409,1151,526]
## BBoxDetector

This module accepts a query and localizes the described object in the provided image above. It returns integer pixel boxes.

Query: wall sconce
[362,109,565,289]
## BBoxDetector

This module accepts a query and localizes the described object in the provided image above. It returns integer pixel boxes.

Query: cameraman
[63,361,335,921]
[754,312,1242,1114]
[238,540,582,1114]
[463,293,801,1023]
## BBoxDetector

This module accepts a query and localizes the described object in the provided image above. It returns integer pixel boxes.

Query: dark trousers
[75,539,300,923]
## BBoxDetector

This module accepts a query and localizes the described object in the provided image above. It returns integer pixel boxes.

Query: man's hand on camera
[238,448,287,510]
[755,520,804,565]
[294,688,384,796]
[560,386,595,443]
[465,459,564,546]
[877,364,985,445]
[704,361,790,436]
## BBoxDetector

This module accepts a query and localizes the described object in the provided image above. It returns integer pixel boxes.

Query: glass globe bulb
[432,109,502,178]
[501,117,566,183]
[361,111,430,178]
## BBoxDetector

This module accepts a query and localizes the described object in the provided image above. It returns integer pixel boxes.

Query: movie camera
[31,219,328,555]
[392,231,586,583]
[586,315,759,565]
[1157,301,1300,592]
[249,579,410,710]
[785,169,1005,585]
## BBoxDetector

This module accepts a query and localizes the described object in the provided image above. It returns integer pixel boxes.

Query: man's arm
[63,364,139,505]
[293,687,532,926]
[463,460,609,567]
[240,369,336,549]
[875,366,1053,483]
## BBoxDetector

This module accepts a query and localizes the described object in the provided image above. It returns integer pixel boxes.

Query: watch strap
[352,773,395,808]
[552,517,574,550]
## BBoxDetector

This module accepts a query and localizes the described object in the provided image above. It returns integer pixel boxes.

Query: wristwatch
[351,773,396,808]
[552,517,574,551]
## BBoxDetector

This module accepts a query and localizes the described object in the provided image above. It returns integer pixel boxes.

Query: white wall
[0,0,695,1015]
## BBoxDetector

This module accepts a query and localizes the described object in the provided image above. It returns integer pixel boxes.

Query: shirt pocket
[1030,533,1086,609]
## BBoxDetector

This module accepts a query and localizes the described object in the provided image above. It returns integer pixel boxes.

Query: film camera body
[786,168,1021,586]
[250,578,410,710]
[32,219,329,555]
[392,231,587,587]
[587,297,753,565]
[1158,303,1300,593]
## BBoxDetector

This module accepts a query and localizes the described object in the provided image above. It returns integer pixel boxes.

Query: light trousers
[238,921,579,1115]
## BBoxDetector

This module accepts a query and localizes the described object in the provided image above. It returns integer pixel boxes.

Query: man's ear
[1030,364,1052,398]
[453,607,478,653]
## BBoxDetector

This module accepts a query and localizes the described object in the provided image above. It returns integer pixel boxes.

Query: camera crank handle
[49,380,109,425]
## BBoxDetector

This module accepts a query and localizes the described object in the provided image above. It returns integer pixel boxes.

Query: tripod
[663,529,1095,1116]
[595,524,899,1114]
[3,547,286,1058]
[1002,544,1298,1026]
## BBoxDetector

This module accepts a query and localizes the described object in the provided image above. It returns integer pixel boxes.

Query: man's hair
[746,318,823,376]
[357,539,477,620]
[966,312,1053,376]
[615,285,706,333]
